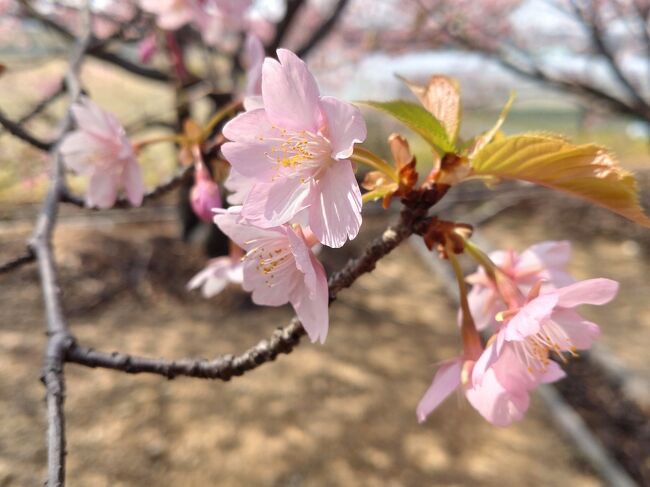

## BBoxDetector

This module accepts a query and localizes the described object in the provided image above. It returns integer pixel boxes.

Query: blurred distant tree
[395,0,650,123]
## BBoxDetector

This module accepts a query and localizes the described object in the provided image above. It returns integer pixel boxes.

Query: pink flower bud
[190,167,222,223]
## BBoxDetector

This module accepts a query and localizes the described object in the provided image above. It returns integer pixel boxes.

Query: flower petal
[551,309,601,350]
[465,367,530,427]
[319,96,367,159]
[86,170,118,209]
[261,49,321,132]
[290,252,329,344]
[504,293,558,341]
[242,178,312,228]
[308,159,362,248]
[416,359,462,423]
[123,158,144,207]
[554,278,619,308]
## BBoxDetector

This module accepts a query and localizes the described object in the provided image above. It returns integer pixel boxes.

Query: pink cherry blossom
[467,241,575,331]
[139,0,197,30]
[187,255,243,298]
[473,278,619,385]
[213,208,329,343]
[190,163,222,222]
[60,96,144,209]
[221,48,367,248]
[416,345,564,427]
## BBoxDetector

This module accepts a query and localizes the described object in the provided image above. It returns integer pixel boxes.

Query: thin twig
[0,248,36,274]
[0,83,65,137]
[0,109,54,150]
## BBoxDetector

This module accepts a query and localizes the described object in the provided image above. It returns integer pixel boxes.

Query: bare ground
[0,207,607,486]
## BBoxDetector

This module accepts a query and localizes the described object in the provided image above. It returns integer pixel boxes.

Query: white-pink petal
[554,278,619,308]
[261,49,321,132]
[319,96,367,159]
[416,359,462,423]
[307,159,362,248]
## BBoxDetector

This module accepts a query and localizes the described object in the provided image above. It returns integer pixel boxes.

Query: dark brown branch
[0,248,35,274]
[0,109,54,150]
[66,207,427,379]
[296,0,351,58]
[266,0,306,55]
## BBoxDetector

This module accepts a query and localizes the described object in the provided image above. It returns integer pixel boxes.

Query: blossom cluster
[417,241,618,426]
[202,48,367,343]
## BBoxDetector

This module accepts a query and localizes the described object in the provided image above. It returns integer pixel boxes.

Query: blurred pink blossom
[222,49,367,248]
[416,339,563,427]
[60,97,144,209]
[187,255,243,298]
[139,0,251,46]
[138,33,158,64]
[466,241,575,331]
[214,207,329,343]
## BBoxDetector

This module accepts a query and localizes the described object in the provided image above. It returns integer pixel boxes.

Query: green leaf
[360,100,456,154]
[471,133,650,227]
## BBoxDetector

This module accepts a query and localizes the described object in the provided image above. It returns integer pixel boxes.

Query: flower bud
[190,166,222,222]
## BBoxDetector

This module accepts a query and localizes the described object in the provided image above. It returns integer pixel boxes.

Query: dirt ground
[0,205,609,486]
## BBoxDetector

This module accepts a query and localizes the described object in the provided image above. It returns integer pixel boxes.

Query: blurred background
[1,0,649,485]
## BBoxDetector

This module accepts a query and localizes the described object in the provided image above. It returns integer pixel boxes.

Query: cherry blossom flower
[221,49,367,248]
[214,208,329,343]
[187,255,243,298]
[473,278,619,385]
[60,96,144,209]
[190,163,222,222]
[417,347,565,427]
[467,241,575,331]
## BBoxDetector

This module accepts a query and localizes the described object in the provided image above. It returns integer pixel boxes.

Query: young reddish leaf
[401,75,461,144]
[471,133,650,227]
[360,100,456,154]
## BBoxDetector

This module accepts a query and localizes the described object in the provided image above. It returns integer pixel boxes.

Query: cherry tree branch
[29,5,92,485]
[66,206,431,379]
[266,0,306,55]
[0,109,54,151]
[297,0,351,58]
[0,83,66,137]
[0,248,35,274]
